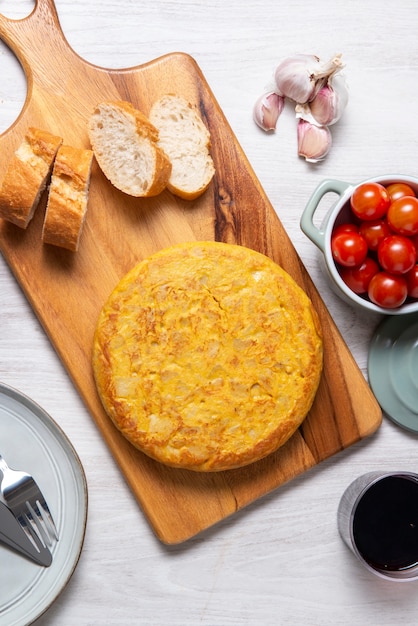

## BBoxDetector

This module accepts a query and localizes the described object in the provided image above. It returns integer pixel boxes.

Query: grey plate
[0,382,88,626]
[368,313,418,433]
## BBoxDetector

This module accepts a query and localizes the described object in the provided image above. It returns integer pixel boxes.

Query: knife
[0,500,52,567]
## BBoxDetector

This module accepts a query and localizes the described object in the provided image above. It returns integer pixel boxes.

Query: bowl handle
[300,179,352,251]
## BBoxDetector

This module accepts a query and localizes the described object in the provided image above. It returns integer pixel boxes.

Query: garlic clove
[274,53,344,104]
[297,119,331,162]
[253,91,285,131]
[309,72,349,126]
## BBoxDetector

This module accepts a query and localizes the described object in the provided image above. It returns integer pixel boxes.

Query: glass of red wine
[338,471,418,581]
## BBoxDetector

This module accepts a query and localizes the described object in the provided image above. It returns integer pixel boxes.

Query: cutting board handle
[0,0,63,50]
[0,0,107,137]
[0,0,73,91]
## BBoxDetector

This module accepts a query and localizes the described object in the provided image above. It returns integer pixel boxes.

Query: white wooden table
[1,0,418,623]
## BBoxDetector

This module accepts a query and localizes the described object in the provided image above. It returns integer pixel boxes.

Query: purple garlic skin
[253,91,285,131]
[297,119,331,162]
[309,73,349,126]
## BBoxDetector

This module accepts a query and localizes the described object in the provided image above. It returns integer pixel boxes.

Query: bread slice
[0,127,63,228]
[149,95,215,200]
[87,100,172,197]
[42,145,94,252]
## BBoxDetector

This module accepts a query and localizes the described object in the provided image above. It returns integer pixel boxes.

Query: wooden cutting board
[0,0,381,544]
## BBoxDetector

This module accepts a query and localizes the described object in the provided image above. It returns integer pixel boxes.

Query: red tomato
[387,196,418,236]
[359,219,392,251]
[411,233,418,258]
[368,272,408,308]
[386,182,416,202]
[332,223,359,237]
[331,232,368,267]
[406,265,418,299]
[350,182,390,220]
[378,235,416,274]
[339,257,379,294]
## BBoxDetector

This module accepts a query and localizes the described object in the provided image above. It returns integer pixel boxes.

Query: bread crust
[93,241,323,472]
[0,127,63,228]
[42,145,93,251]
[87,100,172,197]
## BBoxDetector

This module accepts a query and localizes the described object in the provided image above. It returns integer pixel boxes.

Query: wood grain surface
[0,0,381,544]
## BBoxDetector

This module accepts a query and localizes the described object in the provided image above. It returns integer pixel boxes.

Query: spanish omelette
[92,241,323,471]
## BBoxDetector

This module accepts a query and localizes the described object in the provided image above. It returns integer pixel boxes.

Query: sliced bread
[149,95,215,200]
[42,145,94,252]
[87,100,172,198]
[0,127,63,228]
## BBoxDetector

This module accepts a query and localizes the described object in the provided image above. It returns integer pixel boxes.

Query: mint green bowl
[300,175,418,315]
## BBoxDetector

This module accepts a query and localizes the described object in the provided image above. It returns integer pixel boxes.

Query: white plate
[0,382,88,625]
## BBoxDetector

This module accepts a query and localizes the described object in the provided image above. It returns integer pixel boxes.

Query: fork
[0,454,59,556]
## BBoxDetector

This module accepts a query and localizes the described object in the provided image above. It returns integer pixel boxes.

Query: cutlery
[0,500,52,566]
[0,454,58,557]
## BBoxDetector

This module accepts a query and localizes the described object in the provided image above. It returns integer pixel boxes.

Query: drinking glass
[337,471,418,581]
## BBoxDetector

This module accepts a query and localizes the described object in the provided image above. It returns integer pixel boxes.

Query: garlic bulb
[309,73,349,126]
[253,52,347,163]
[253,91,285,131]
[297,119,331,162]
[274,53,344,104]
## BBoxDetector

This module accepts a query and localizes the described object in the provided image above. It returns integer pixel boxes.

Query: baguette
[149,95,215,200]
[0,127,63,228]
[42,145,94,252]
[87,100,172,197]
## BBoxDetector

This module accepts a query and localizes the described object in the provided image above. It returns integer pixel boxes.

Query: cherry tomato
[339,257,379,294]
[378,235,416,274]
[386,182,416,202]
[368,272,408,308]
[350,182,390,221]
[387,196,418,236]
[331,231,368,267]
[406,265,418,299]
[332,223,359,237]
[359,219,392,252]
[410,233,418,258]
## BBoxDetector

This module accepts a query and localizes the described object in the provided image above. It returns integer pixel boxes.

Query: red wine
[353,476,418,571]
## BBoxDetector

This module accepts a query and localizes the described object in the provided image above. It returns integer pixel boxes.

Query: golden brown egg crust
[93,241,323,471]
